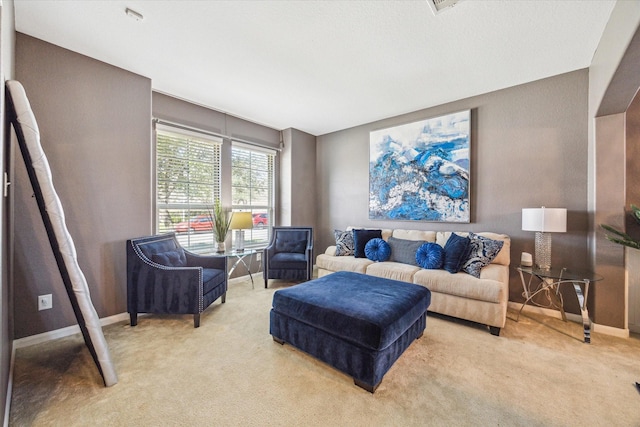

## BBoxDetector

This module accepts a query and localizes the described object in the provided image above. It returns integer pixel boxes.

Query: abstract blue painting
[369,110,470,222]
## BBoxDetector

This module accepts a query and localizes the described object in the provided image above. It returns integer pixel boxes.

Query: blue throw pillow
[151,249,187,267]
[416,242,444,269]
[364,238,391,262]
[353,229,382,258]
[461,232,504,278]
[442,233,470,274]
[334,229,355,256]
[387,236,425,266]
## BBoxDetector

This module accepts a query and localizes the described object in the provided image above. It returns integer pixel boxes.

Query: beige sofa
[316,228,511,336]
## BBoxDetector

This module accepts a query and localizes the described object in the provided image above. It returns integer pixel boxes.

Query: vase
[216,241,226,253]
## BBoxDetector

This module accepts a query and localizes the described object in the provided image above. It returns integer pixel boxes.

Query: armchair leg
[221,293,226,304]
[265,279,268,289]
[129,312,137,327]
[194,313,201,328]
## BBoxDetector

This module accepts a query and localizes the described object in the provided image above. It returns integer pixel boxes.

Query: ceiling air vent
[426,0,461,15]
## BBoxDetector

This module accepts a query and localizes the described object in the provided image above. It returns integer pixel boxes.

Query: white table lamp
[230,212,253,252]
[522,207,566,270]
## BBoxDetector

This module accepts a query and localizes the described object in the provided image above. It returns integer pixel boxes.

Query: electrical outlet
[38,294,52,311]
[256,252,262,261]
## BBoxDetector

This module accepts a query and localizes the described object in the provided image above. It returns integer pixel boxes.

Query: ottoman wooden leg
[272,336,285,345]
[354,379,380,393]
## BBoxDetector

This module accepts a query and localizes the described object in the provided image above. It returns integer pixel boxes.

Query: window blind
[156,127,222,252]
[231,143,275,247]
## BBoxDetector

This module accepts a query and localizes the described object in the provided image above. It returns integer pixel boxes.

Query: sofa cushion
[138,237,180,260]
[475,232,511,266]
[366,262,421,283]
[347,226,393,241]
[316,254,374,274]
[392,229,437,242]
[416,242,444,269]
[442,233,470,273]
[364,238,391,262]
[270,252,308,269]
[202,268,226,294]
[353,229,382,258]
[333,230,355,256]
[461,232,505,278]
[437,232,510,266]
[412,268,505,303]
[387,236,425,266]
[151,249,186,267]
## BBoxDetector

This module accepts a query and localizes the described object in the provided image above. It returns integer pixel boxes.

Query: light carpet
[9,277,640,426]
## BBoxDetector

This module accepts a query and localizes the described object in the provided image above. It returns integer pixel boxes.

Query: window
[231,142,275,248]
[155,126,222,253]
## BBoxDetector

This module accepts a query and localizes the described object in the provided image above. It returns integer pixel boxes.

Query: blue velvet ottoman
[270,271,431,392]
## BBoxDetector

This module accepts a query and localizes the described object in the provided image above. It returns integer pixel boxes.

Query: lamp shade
[522,207,567,233]
[230,212,253,230]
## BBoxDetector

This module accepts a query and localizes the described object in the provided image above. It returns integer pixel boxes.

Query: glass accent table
[215,248,261,289]
[516,266,603,343]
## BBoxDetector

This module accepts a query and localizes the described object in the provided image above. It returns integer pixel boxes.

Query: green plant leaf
[632,204,640,224]
[604,235,640,249]
[600,205,640,249]
[601,224,632,239]
[208,199,233,243]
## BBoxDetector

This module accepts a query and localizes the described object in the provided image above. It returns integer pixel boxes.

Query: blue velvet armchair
[263,227,313,288]
[126,233,228,328]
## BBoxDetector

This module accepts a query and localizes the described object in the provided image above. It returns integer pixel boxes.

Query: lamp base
[235,230,245,252]
[534,231,552,270]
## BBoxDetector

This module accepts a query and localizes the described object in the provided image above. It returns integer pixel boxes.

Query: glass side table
[215,248,262,289]
[516,266,603,343]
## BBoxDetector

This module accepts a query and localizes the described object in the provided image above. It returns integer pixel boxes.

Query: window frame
[154,123,223,253]
[231,141,276,249]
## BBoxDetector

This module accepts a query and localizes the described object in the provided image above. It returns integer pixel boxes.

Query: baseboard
[508,301,579,322]
[593,322,629,339]
[12,275,258,349]
[229,273,255,285]
[13,312,131,350]
[507,301,629,339]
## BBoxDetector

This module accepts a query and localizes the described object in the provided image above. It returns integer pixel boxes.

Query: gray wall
[317,70,590,315]
[14,34,152,338]
[594,113,626,328]
[281,128,316,228]
[153,92,281,150]
[627,95,640,238]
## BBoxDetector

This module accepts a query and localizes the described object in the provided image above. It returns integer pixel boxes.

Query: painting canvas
[369,110,470,222]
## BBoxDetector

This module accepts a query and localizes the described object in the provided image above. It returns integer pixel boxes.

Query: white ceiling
[14,0,616,136]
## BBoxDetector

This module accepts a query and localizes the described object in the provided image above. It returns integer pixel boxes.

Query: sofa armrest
[325,245,337,256]
[479,263,509,286]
